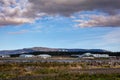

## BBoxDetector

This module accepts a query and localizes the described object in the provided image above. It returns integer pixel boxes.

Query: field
[0,58,120,80]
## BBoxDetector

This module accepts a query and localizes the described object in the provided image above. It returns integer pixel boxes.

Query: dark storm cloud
[27,0,120,16]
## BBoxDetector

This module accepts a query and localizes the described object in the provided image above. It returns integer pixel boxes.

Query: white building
[19,54,34,58]
[82,53,109,58]
[71,53,109,58]
[37,54,51,59]
[92,54,109,58]
[80,53,94,59]
[0,54,10,58]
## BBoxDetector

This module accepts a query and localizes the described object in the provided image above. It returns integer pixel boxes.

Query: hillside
[0,47,110,55]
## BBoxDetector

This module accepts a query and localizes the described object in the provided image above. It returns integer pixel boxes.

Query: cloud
[8,26,42,34]
[103,29,120,44]
[75,14,120,27]
[96,29,120,46]
[0,0,120,27]
[0,17,32,26]
[28,0,120,16]
[0,0,34,27]
[8,30,30,34]
[21,0,120,28]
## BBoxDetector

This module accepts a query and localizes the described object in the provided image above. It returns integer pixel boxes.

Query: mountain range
[0,47,110,55]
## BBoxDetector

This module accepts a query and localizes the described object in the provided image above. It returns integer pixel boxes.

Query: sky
[0,0,120,51]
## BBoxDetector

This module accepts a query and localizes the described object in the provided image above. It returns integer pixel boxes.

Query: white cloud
[0,17,33,26]
[75,14,120,27]
[8,26,42,34]
[103,29,120,44]
[8,29,30,34]
[0,0,120,27]
[0,0,34,27]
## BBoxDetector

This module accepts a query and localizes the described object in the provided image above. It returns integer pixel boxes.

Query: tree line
[11,51,120,57]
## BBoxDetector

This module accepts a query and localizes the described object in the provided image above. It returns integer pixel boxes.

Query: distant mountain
[0,47,110,55]
[87,49,109,52]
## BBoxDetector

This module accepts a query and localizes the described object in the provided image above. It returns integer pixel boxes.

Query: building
[19,54,34,58]
[37,54,51,59]
[92,54,109,58]
[80,53,95,59]
[82,53,109,58]
[0,54,10,58]
[71,53,109,59]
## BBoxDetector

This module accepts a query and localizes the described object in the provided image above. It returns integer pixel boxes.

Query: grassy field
[0,59,120,80]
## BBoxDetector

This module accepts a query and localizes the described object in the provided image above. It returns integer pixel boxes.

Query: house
[0,54,10,58]
[19,54,34,58]
[37,54,51,59]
